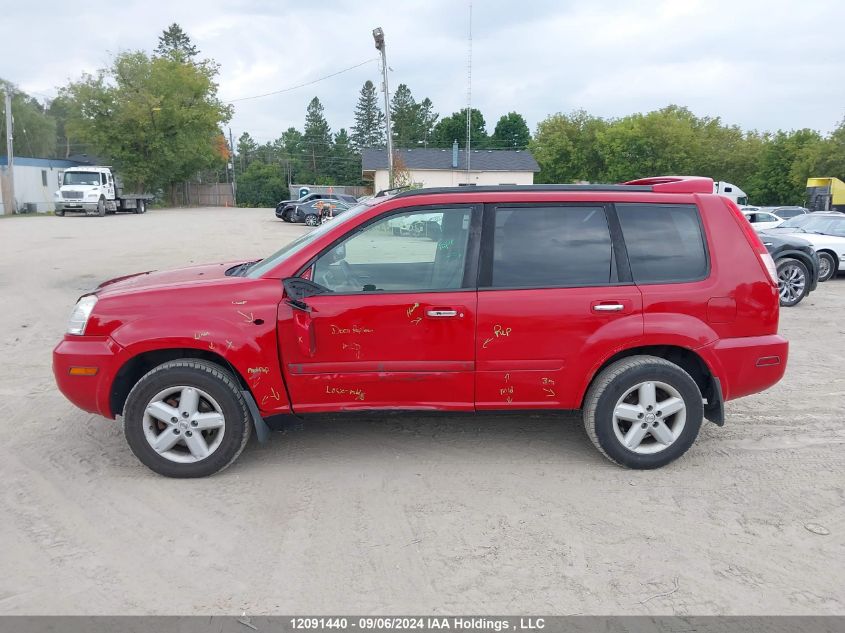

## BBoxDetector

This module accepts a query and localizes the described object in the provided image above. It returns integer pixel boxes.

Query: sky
[2,0,844,144]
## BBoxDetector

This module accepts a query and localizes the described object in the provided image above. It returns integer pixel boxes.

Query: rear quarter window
[616,203,709,284]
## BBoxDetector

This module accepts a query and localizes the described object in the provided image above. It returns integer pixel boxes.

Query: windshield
[63,171,101,186]
[246,201,376,278]
[779,214,845,236]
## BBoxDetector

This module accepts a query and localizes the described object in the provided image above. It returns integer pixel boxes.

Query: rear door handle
[426,309,460,318]
[592,303,625,312]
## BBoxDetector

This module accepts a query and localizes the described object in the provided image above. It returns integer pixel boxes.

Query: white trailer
[54,166,153,216]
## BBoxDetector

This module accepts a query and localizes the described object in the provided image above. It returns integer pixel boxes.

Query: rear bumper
[53,336,123,418]
[700,334,788,401]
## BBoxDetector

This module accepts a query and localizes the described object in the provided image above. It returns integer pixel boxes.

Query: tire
[582,355,703,469]
[776,258,809,307]
[135,199,146,214]
[123,359,252,478]
[304,214,319,226]
[55,210,64,217]
[97,197,106,217]
[817,252,836,282]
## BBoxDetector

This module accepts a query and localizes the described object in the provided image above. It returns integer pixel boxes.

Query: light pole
[372,27,394,189]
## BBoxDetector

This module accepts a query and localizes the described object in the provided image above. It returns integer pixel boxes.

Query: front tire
[817,252,836,282]
[776,258,809,307]
[123,359,252,478]
[97,197,106,217]
[583,355,703,469]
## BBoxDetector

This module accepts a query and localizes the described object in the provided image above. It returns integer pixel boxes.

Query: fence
[170,182,235,207]
[288,184,371,199]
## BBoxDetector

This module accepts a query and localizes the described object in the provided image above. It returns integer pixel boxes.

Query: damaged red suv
[53,177,788,477]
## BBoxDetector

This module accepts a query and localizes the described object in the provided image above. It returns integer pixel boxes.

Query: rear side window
[488,206,614,288]
[616,204,708,284]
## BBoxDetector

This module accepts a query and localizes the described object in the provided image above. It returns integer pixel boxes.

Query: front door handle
[426,309,459,318]
[592,303,625,312]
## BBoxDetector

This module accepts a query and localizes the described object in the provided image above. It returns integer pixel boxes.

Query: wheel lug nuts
[637,413,644,419]
[652,421,658,427]
[170,417,178,423]
[186,430,193,437]
[182,412,189,418]
[646,405,653,411]
[641,422,647,429]
[173,428,180,435]
[190,420,198,427]
[656,411,662,416]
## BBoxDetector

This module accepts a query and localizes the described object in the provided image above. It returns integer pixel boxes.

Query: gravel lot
[1,207,843,615]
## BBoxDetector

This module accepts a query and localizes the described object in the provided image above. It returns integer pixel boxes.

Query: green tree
[60,50,232,191]
[431,108,487,148]
[328,128,360,184]
[350,80,384,150]
[415,98,439,148]
[390,84,420,148]
[237,132,258,172]
[531,110,607,183]
[746,129,824,205]
[0,79,58,158]
[491,111,530,149]
[303,96,332,181]
[236,161,287,207]
[155,23,199,62]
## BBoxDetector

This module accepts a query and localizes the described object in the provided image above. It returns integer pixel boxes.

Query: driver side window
[312,207,473,293]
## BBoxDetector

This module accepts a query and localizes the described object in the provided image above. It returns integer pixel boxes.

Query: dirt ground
[0,207,843,615]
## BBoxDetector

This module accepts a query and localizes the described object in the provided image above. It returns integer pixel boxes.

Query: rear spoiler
[623,176,714,194]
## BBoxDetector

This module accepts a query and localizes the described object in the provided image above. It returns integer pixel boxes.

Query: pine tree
[391,84,419,148]
[329,129,360,184]
[350,80,385,150]
[303,97,332,180]
[418,98,439,147]
[155,23,199,61]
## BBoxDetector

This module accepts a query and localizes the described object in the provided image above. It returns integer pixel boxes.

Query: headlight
[67,295,97,335]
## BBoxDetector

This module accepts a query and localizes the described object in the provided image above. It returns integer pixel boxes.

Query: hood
[761,229,845,249]
[94,261,247,295]
[760,233,813,250]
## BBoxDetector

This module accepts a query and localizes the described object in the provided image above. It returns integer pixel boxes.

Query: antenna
[465,0,472,184]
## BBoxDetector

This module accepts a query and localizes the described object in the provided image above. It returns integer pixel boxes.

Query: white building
[361,145,539,193]
[0,156,82,214]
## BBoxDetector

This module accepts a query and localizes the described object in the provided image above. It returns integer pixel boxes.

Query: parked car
[760,234,819,307]
[743,210,784,231]
[278,199,354,226]
[319,200,364,223]
[771,206,809,220]
[275,192,357,222]
[54,177,788,477]
[761,212,845,281]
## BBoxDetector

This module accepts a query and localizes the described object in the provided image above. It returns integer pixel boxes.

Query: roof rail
[390,177,714,199]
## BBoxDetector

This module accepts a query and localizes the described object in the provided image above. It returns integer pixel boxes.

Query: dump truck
[806,177,845,212]
[54,166,153,216]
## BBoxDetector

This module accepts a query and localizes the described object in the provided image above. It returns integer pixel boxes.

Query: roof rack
[390,176,714,199]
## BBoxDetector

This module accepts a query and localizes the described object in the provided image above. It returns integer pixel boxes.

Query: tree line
[1,23,843,207]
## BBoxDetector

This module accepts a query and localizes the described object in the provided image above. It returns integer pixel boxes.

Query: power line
[225,59,379,103]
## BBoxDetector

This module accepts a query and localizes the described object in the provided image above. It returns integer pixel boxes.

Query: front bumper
[53,336,123,418]
[56,201,99,212]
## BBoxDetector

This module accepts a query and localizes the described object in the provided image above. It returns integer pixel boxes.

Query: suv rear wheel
[123,359,252,477]
[583,355,703,469]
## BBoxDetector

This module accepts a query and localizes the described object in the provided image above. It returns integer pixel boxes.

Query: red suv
[53,177,788,477]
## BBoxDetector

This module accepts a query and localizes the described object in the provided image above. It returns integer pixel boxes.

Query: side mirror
[283,277,331,310]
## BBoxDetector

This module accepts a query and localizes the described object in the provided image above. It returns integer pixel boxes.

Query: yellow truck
[806,177,845,212]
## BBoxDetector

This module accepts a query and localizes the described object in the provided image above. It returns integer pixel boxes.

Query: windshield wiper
[226,260,260,277]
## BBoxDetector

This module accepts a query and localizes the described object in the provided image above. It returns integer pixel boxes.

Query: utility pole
[228,127,237,206]
[465,1,472,185]
[373,27,394,188]
[3,90,15,214]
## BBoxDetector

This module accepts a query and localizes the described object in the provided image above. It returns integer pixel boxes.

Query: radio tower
[465,1,472,184]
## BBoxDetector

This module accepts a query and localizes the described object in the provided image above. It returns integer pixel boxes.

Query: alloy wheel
[142,386,226,463]
[612,381,687,454]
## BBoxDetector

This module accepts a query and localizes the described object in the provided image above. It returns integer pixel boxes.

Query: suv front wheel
[583,355,703,469]
[123,359,252,477]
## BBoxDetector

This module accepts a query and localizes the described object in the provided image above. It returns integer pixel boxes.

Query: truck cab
[713,181,749,206]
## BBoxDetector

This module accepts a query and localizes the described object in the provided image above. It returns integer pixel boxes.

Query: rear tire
[123,359,252,478]
[135,199,146,214]
[817,252,836,282]
[304,214,319,226]
[583,355,703,469]
[776,258,809,307]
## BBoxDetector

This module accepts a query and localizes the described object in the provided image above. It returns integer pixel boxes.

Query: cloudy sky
[2,0,844,144]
